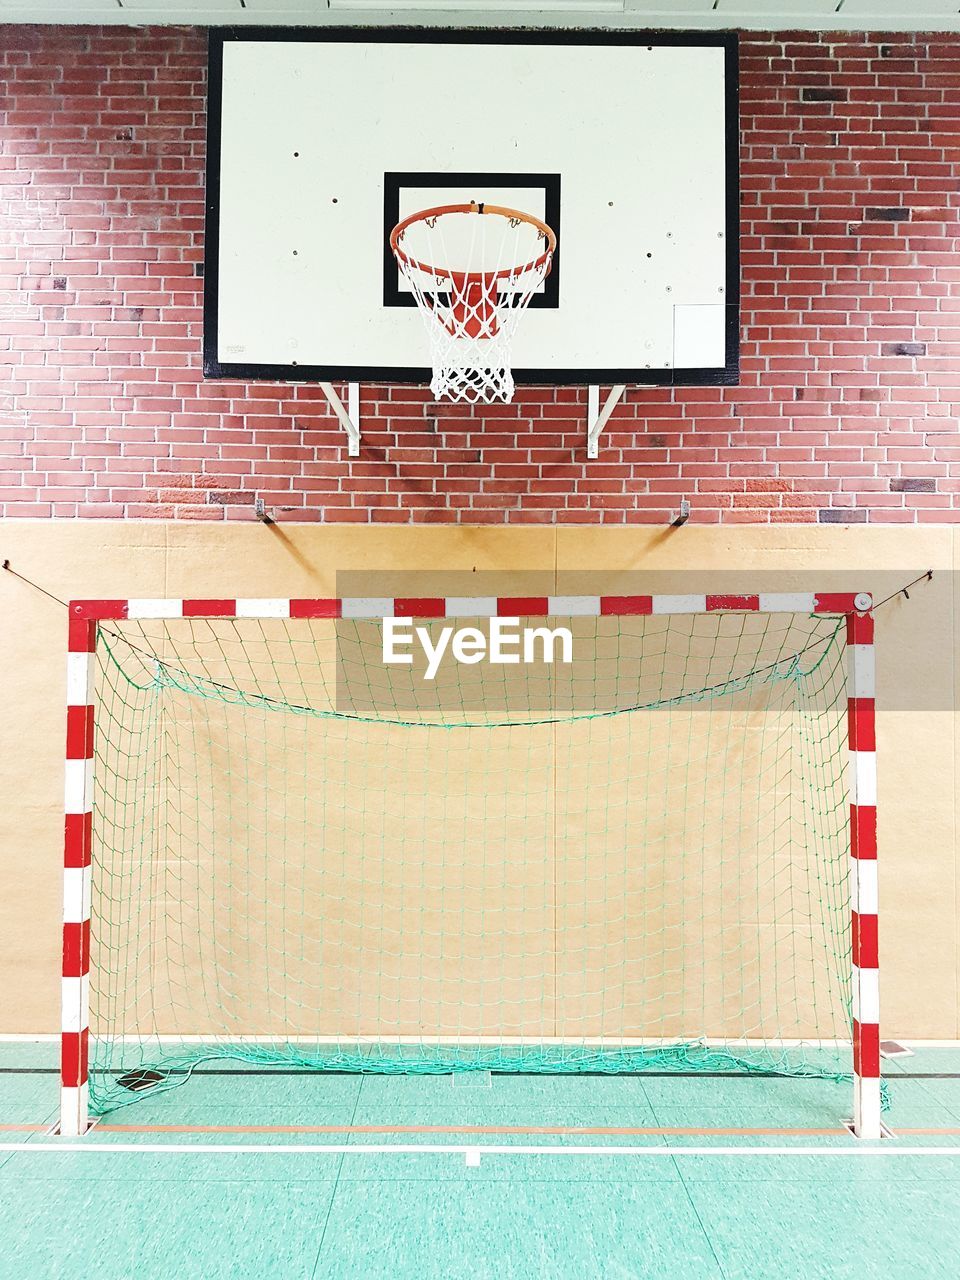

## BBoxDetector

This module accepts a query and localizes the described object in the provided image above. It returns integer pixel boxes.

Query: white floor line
[0,1142,958,1158]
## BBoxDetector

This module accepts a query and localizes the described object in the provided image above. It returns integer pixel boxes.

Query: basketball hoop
[390,201,557,405]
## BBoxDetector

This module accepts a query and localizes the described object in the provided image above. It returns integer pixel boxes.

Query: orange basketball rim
[390,201,557,340]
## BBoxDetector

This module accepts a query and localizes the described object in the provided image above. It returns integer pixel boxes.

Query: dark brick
[881,342,927,357]
[52,278,66,290]
[818,509,868,524]
[801,87,846,103]
[890,478,936,493]
[880,43,926,60]
[865,207,910,221]
[207,490,247,505]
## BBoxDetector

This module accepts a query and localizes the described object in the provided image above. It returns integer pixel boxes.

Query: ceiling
[1,0,959,33]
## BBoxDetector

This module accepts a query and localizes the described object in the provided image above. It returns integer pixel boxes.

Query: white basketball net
[391,205,555,405]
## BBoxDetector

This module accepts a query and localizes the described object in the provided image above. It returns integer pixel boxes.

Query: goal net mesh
[87,610,852,1113]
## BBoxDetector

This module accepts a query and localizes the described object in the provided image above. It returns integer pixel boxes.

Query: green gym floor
[1,1043,958,1280]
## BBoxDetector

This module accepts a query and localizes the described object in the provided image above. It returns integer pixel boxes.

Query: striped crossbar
[61,590,880,1139]
[70,592,872,621]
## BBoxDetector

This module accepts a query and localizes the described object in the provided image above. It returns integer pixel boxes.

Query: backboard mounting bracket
[319,382,361,456]
[587,385,627,458]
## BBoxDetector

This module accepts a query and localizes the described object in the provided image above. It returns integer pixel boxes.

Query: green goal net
[87,608,852,1114]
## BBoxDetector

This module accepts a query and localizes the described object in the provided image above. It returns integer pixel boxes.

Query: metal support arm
[319,382,361,456]
[587,385,626,458]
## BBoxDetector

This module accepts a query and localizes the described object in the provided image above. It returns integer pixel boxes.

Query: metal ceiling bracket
[319,381,361,456]
[586,384,627,458]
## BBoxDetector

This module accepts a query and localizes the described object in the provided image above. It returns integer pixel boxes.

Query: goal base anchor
[843,1119,896,1140]
[48,1116,100,1138]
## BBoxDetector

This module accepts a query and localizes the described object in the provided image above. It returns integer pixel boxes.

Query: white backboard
[204,29,739,385]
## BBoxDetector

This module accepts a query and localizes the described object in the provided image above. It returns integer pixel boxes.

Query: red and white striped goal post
[61,592,880,1139]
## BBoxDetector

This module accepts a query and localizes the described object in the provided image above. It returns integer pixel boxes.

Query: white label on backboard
[673,304,727,369]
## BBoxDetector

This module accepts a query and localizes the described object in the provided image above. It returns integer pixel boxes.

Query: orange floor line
[3,1120,960,1137]
[896,1127,960,1135]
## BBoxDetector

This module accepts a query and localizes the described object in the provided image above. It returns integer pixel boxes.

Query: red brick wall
[1,25,958,524]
